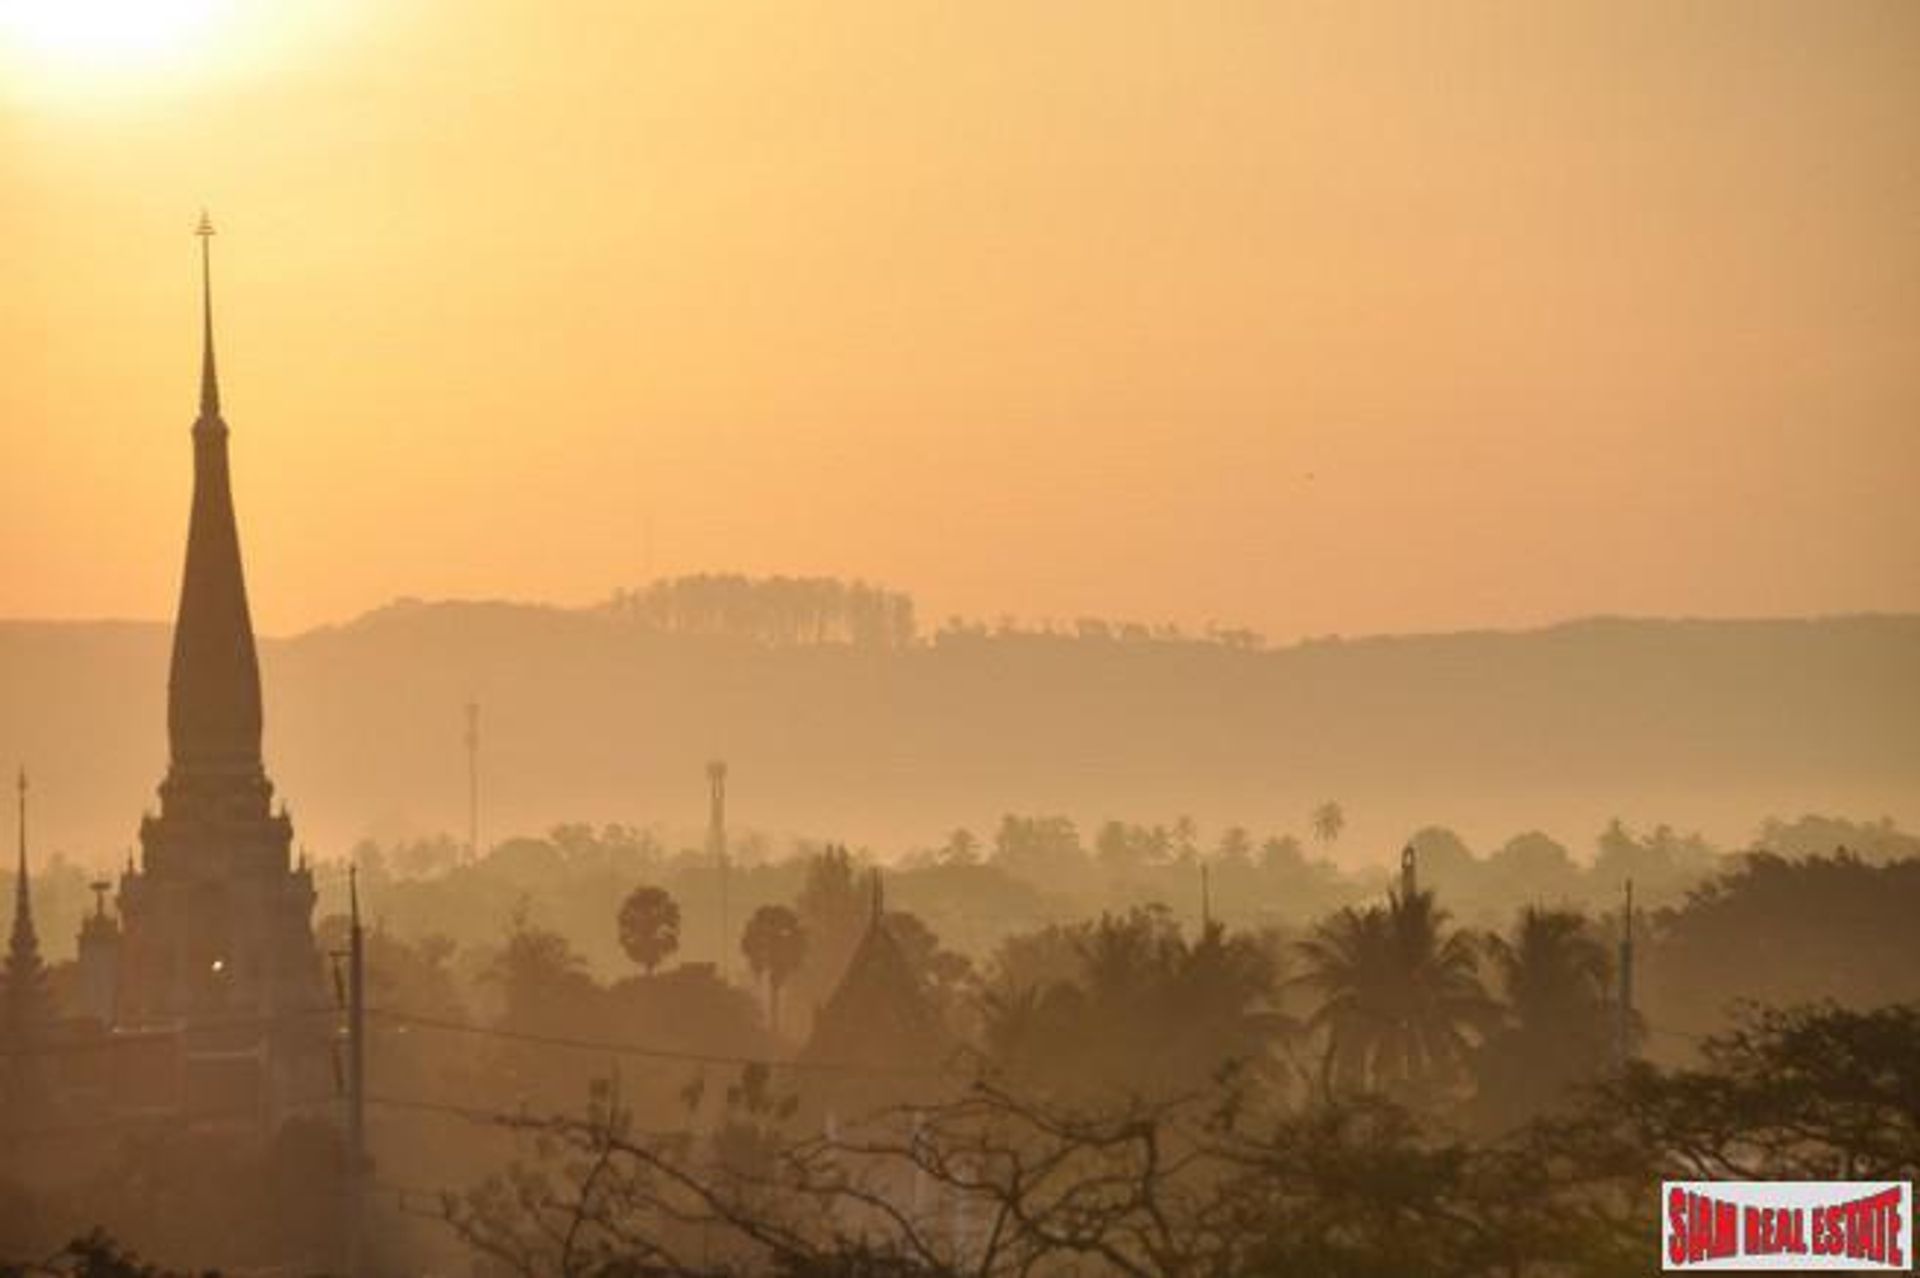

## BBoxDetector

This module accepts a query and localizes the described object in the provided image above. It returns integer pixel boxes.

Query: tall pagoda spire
[117,223,322,1093]
[3,767,50,1047]
[166,212,266,781]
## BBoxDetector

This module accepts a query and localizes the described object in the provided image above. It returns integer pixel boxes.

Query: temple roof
[800,878,949,1073]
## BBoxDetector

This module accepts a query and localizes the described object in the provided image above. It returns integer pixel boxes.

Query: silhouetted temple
[96,219,327,1125]
[801,873,949,1078]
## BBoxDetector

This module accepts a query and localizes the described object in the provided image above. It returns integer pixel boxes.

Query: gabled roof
[800,882,948,1072]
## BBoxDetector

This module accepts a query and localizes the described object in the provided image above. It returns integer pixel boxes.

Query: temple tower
[112,217,325,1122]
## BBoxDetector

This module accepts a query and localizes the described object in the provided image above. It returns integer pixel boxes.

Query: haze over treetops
[1,597,1913,866]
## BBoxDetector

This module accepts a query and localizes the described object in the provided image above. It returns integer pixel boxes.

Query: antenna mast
[345,865,367,1277]
[1615,878,1636,1069]
[708,760,728,977]
[464,700,480,863]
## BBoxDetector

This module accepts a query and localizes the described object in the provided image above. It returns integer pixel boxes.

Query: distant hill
[1,605,1915,866]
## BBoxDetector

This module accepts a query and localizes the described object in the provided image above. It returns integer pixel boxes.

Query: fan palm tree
[1295,889,1492,1102]
[617,885,681,975]
[740,904,808,1037]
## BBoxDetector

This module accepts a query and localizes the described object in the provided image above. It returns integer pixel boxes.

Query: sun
[0,0,233,84]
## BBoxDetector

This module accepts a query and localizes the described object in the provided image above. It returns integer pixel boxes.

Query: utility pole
[1615,878,1635,1070]
[464,700,481,863]
[707,760,728,978]
[346,864,367,1278]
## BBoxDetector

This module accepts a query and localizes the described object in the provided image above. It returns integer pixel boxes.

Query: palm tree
[1311,801,1346,849]
[740,904,807,1037]
[1487,907,1610,1031]
[1472,907,1614,1128]
[1295,888,1492,1102]
[617,885,681,975]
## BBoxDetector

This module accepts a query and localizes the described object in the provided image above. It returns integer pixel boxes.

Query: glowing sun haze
[3,0,1917,640]
[0,0,238,91]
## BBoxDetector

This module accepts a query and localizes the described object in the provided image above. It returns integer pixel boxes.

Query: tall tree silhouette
[1472,907,1614,1129]
[739,904,806,1037]
[1311,800,1346,850]
[1296,888,1491,1102]
[789,844,869,1030]
[617,885,681,975]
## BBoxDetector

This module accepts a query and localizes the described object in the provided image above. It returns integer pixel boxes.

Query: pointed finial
[195,210,221,419]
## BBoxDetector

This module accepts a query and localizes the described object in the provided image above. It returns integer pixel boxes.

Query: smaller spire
[195,210,221,419]
[5,765,51,1043]
[1400,844,1418,900]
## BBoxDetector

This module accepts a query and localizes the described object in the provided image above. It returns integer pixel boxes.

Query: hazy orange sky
[4,1,1917,642]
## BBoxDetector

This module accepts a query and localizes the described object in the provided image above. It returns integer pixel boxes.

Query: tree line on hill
[595,573,1282,650]
[603,575,919,649]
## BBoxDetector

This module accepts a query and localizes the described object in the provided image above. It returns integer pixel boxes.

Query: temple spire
[196,210,220,419]
[165,213,265,780]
